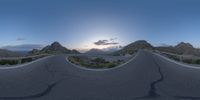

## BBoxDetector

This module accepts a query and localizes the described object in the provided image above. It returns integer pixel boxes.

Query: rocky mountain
[114,40,154,55]
[71,49,80,54]
[29,42,80,55]
[174,42,196,55]
[156,42,200,56]
[85,48,107,55]
[40,42,72,54]
[156,46,180,54]
[28,49,40,55]
[111,40,200,57]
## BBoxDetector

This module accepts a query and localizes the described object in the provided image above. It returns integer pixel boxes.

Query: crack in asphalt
[2,53,200,99]
[136,55,164,99]
[153,55,200,100]
[0,81,59,100]
[0,60,64,100]
[136,52,200,100]
[146,57,163,98]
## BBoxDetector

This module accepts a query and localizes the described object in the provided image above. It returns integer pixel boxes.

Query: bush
[195,59,200,64]
[68,56,123,69]
[0,55,48,66]
[182,59,200,64]
[21,58,32,63]
[68,56,78,64]
[105,63,116,68]
[92,57,107,63]
[166,54,180,61]
[182,59,194,64]
[0,60,18,65]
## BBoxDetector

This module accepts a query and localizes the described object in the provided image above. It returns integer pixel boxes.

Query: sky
[0,0,200,51]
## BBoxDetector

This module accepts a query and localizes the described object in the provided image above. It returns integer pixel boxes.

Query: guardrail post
[179,55,183,62]
[18,59,22,64]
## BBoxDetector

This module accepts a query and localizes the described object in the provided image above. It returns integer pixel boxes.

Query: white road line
[0,56,53,70]
[153,52,200,69]
[65,52,140,71]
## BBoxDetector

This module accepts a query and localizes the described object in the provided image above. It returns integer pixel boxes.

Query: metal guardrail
[0,54,50,60]
[0,54,50,65]
[154,50,200,61]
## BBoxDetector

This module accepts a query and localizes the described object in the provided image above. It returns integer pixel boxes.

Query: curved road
[0,51,200,100]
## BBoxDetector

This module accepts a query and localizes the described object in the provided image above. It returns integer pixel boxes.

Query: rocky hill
[29,42,80,55]
[156,46,180,54]
[71,49,80,54]
[175,42,196,55]
[114,40,154,55]
[85,48,107,55]
[156,42,200,56]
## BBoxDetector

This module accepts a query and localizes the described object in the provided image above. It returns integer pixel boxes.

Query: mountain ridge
[85,48,107,55]
[157,42,200,56]
[1,40,200,57]
[114,40,154,55]
[29,42,80,55]
[114,40,200,56]
[0,49,25,57]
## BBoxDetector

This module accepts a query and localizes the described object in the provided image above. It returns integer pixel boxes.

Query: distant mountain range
[29,42,80,55]
[85,48,107,55]
[114,40,200,56]
[0,42,80,57]
[0,49,26,57]
[0,41,200,57]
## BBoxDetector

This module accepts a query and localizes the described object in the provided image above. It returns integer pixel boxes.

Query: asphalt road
[0,50,200,100]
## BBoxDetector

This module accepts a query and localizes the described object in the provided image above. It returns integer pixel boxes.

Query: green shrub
[0,60,18,65]
[167,55,180,61]
[92,57,107,63]
[183,59,194,64]
[21,58,32,63]
[195,59,200,64]
[68,56,123,69]
[105,63,116,68]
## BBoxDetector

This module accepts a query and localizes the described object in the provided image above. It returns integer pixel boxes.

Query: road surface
[0,50,200,100]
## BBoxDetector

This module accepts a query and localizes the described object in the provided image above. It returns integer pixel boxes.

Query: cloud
[94,40,108,45]
[16,38,26,41]
[94,38,119,46]
[110,38,117,41]
[1,44,44,51]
